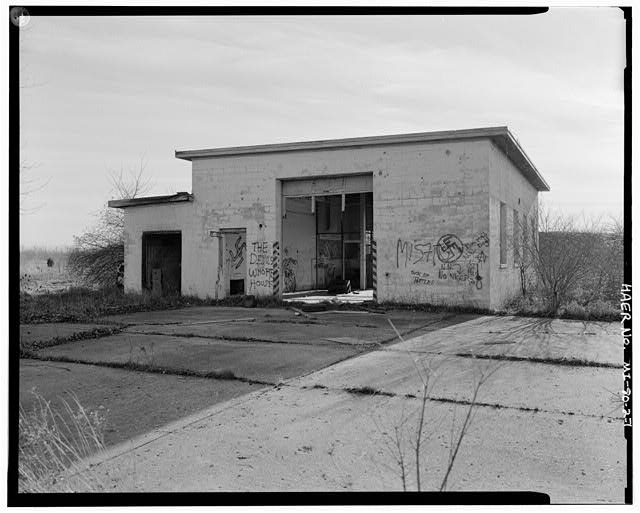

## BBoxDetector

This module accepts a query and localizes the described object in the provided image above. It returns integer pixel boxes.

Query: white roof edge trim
[175,126,510,160]
[174,126,549,192]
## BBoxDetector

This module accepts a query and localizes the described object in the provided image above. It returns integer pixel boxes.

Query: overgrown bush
[515,208,623,318]
[559,299,618,321]
[503,293,550,317]
[19,390,106,493]
[67,237,123,289]
[560,300,587,319]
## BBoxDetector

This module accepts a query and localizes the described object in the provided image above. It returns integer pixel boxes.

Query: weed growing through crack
[601,385,628,417]
[19,326,123,355]
[376,319,501,491]
[345,386,394,397]
[18,389,106,492]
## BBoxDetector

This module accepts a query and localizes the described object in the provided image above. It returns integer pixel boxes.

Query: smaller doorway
[223,229,247,296]
[142,231,181,296]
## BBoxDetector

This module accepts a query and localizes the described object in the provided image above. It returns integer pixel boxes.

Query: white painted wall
[281,197,315,291]
[188,139,493,305]
[487,141,540,309]
[122,201,202,295]
[121,137,542,308]
[373,140,491,307]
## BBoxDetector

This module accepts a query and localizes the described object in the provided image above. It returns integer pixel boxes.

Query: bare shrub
[18,389,106,493]
[68,158,151,288]
[518,206,623,315]
[67,208,125,288]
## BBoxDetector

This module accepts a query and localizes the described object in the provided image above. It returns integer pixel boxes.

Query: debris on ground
[287,307,315,320]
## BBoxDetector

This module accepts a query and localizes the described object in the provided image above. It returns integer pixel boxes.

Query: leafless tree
[68,158,151,288]
[106,156,152,200]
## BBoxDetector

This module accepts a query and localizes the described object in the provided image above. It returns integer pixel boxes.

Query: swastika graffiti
[435,234,464,263]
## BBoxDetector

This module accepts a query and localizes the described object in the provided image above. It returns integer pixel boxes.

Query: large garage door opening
[281,175,373,294]
[141,231,181,296]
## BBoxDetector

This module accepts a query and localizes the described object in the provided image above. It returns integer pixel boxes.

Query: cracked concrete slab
[118,316,457,347]
[100,306,471,345]
[34,332,362,383]
[292,350,622,418]
[20,323,120,349]
[75,386,625,502]
[394,315,622,367]
[26,310,626,501]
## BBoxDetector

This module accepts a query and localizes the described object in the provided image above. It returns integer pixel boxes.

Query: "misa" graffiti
[397,232,488,288]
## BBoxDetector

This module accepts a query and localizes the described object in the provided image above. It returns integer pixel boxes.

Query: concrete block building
[109,126,549,310]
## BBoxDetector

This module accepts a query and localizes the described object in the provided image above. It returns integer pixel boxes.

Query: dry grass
[19,286,291,324]
[18,389,106,493]
[20,286,188,323]
[503,293,618,321]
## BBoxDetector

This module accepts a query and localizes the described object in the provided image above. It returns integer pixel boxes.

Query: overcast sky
[19,9,625,248]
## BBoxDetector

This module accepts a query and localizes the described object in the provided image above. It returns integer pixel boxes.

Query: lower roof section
[108,192,193,209]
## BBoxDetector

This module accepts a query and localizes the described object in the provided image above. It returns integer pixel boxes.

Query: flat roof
[108,192,193,209]
[175,126,549,192]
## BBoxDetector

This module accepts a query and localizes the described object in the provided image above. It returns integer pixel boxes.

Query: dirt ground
[19,306,626,502]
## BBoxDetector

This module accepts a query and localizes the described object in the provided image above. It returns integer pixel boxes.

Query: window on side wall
[500,202,507,266]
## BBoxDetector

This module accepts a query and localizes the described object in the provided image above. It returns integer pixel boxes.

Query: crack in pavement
[302,384,621,420]
[19,326,125,355]
[122,329,377,348]
[20,354,275,387]
[375,347,620,369]
[20,361,73,372]
[453,352,622,369]
[25,352,615,420]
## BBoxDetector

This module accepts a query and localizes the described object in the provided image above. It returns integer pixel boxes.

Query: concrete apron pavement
[73,315,625,502]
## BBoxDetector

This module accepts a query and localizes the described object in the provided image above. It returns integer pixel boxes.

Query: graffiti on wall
[438,262,484,289]
[283,247,298,293]
[228,235,246,270]
[435,234,464,263]
[319,240,340,260]
[410,270,433,286]
[397,232,488,289]
[248,241,273,292]
[315,239,340,286]
[224,231,246,281]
